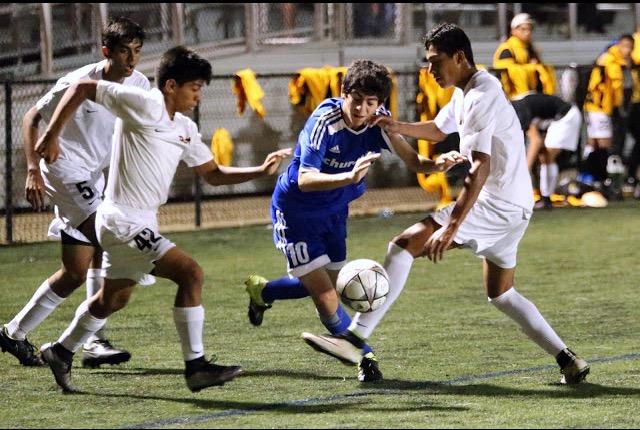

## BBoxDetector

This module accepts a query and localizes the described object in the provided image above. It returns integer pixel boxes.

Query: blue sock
[319,305,374,355]
[261,276,309,303]
[320,304,352,334]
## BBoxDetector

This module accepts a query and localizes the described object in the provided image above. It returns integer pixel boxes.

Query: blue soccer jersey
[273,98,393,216]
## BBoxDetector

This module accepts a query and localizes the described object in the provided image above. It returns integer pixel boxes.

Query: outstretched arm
[23,106,46,210]
[195,148,292,186]
[297,152,380,192]
[35,80,97,164]
[386,132,468,174]
[370,115,448,142]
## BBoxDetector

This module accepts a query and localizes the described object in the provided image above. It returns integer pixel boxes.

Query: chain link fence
[2,3,638,79]
[0,69,422,244]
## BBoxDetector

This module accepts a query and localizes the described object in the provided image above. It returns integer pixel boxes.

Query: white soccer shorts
[431,194,531,269]
[545,105,582,151]
[585,111,612,139]
[41,168,105,244]
[96,201,175,283]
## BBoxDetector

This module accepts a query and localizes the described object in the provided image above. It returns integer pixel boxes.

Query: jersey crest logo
[179,135,191,144]
[329,145,341,154]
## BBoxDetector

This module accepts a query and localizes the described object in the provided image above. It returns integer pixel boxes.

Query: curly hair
[342,59,392,103]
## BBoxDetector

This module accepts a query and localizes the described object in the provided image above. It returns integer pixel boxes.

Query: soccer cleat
[244,275,271,326]
[185,357,244,392]
[534,196,553,210]
[0,326,44,367]
[41,342,77,393]
[558,348,590,385]
[358,352,383,382]
[301,331,363,366]
[81,339,131,368]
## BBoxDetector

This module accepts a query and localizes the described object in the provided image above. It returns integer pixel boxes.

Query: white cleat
[301,332,362,366]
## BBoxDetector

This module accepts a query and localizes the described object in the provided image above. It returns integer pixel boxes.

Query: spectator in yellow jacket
[623,29,640,196]
[493,13,556,99]
[582,35,633,183]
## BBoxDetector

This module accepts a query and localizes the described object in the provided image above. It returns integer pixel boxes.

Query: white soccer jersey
[95,81,213,211]
[435,70,534,211]
[36,60,151,182]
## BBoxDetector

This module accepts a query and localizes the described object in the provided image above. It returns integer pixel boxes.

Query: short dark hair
[156,46,212,90]
[341,59,392,103]
[423,23,475,67]
[102,17,145,51]
[619,34,635,45]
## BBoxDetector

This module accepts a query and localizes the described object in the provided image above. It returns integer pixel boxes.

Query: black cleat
[185,356,244,392]
[244,275,271,326]
[0,326,44,367]
[248,300,271,327]
[358,352,383,383]
[41,342,77,393]
[81,339,131,368]
[557,348,590,385]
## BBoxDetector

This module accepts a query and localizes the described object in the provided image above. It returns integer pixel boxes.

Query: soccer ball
[336,259,389,313]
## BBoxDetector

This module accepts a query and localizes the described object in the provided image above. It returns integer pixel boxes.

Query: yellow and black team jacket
[232,68,266,118]
[493,35,556,99]
[211,128,233,167]
[631,32,640,105]
[584,44,628,115]
[288,65,398,118]
[415,69,455,207]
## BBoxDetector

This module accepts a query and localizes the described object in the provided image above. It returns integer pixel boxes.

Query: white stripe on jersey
[310,107,342,150]
[274,209,288,254]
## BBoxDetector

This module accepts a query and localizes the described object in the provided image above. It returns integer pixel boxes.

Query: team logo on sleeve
[179,135,191,144]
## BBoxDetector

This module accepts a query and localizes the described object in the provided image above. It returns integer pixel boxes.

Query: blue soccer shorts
[271,204,348,278]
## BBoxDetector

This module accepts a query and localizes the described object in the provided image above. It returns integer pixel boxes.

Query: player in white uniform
[303,24,590,385]
[34,46,291,393]
[0,18,150,368]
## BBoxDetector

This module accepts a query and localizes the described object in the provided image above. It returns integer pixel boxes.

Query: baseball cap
[511,13,534,29]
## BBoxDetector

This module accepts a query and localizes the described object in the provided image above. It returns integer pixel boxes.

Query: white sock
[58,300,107,353]
[5,280,65,340]
[539,163,558,197]
[350,242,414,339]
[86,268,108,342]
[489,287,566,356]
[173,306,205,361]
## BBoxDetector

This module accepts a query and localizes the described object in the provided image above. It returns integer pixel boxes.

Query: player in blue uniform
[244,59,467,382]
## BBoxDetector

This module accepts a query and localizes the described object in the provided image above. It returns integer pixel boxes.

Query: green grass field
[1,201,639,428]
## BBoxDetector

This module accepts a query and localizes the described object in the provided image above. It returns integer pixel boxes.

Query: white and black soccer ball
[336,259,389,313]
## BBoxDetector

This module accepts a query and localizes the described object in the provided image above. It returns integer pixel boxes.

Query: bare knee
[180,261,204,289]
[391,231,425,258]
[50,268,87,297]
[390,218,436,258]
